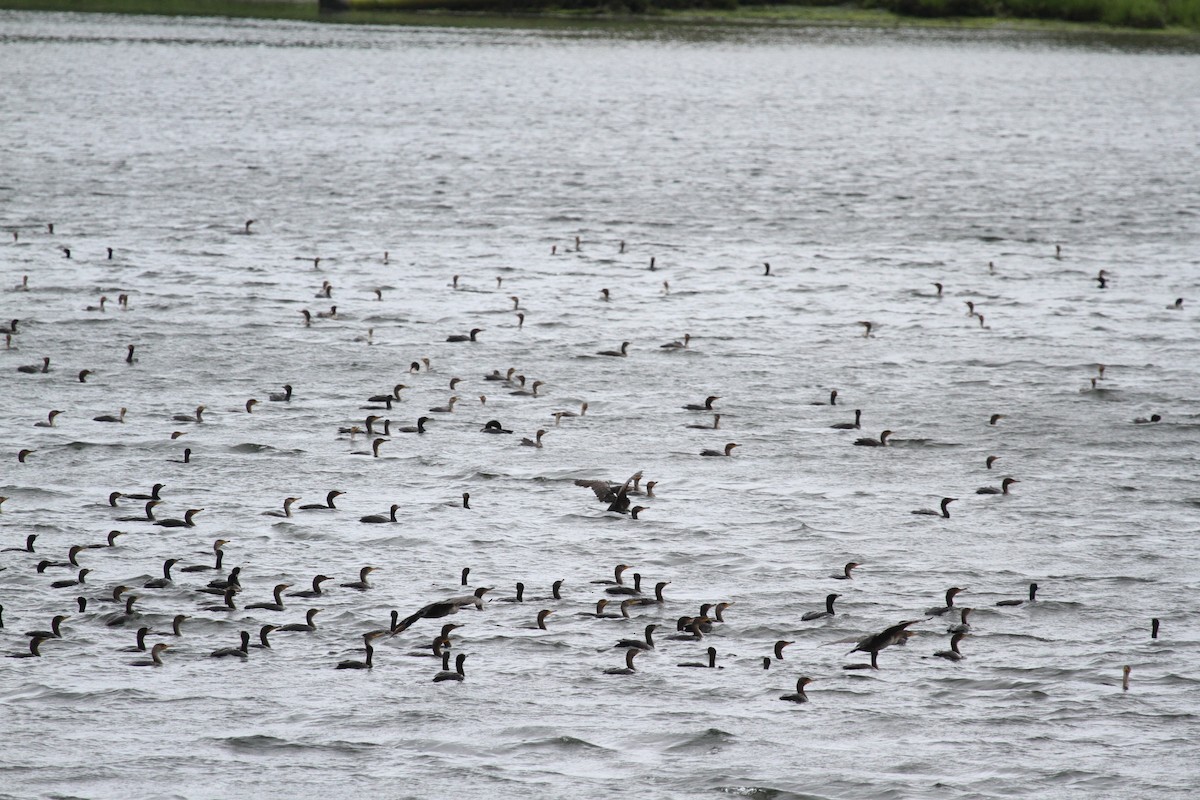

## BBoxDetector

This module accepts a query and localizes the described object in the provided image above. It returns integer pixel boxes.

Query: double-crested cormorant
[351,438,386,457]
[847,620,923,669]
[397,417,431,434]
[520,429,547,447]
[604,649,640,675]
[629,581,670,607]
[33,409,62,427]
[447,328,483,343]
[700,442,738,457]
[94,407,127,423]
[591,564,632,586]
[831,410,862,430]
[181,539,227,572]
[300,491,343,511]
[926,588,964,616]
[360,505,399,524]
[597,341,630,357]
[996,582,1038,606]
[24,615,69,639]
[78,369,92,383]
[496,582,525,603]
[948,608,973,634]
[17,356,50,374]
[253,625,278,649]
[289,575,332,598]
[129,643,170,667]
[211,631,251,659]
[660,333,690,350]
[125,344,138,364]
[434,653,468,682]
[1166,298,1184,310]
[10,636,50,658]
[615,624,657,651]
[481,420,513,434]
[552,402,589,421]
[17,449,35,463]
[126,484,166,502]
[989,414,1005,426]
[337,633,384,670]
[155,509,202,528]
[684,395,720,412]
[172,405,205,423]
[265,498,300,518]
[392,587,492,634]
[269,384,293,402]
[811,389,838,406]
[341,567,378,591]
[245,584,292,611]
[202,566,242,593]
[429,397,459,414]
[535,609,554,630]
[50,568,91,588]
[912,498,956,518]
[678,647,720,668]
[686,414,721,430]
[977,477,1018,495]
[200,588,238,612]
[1133,414,1162,424]
[606,573,644,597]
[831,562,861,580]
[933,633,966,661]
[802,594,840,621]
[854,430,892,447]
[780,676,813,703]
[144,558,179,589]
[3,533,37,553]
[279,608,321,633]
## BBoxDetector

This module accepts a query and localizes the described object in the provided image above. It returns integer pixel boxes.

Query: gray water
[2,11,1199,799]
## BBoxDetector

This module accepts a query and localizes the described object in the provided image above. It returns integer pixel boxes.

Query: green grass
[1,0,1197,31]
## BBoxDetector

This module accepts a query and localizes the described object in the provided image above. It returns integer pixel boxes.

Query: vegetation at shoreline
[2,0,1197,30]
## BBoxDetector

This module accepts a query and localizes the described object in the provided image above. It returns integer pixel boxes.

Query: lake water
[1,10,1199,799]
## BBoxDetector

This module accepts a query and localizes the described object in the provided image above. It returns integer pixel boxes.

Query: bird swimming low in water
[433,653,468,682]
[912,498,956,518]
[801,594,840,621]
[700,442,738,457]
[996,582,1039,607]
[854,430,892,447]
[977,477,1018,495]
[446,328,483,343]
[604,649,640,675]
[779,676,813,703]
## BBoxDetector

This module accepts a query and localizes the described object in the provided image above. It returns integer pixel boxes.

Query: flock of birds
[1,223,1181,703]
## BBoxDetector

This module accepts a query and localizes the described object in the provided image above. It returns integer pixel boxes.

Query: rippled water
[2,11,1199,799]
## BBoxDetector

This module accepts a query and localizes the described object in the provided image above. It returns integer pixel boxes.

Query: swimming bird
[628,581,670,606]
[520,429,547,448]
[926,588,964,616]
[144,559,179,589]
[341,567,378,590]
[854,430,892,447]
[337,633,385,670]
[429,397,459,413]
[1133,414,1162,424]
[947,608,973,634]
[604,649,640,675]
[780,676,813,703]
[615,624,657,651]
[989,414,1005,426]
[700,442,738,457]
[24,615,69,639]
[446,328,483,343]
[351,437,386,457]
[180,539,227,572]
[481,420,513,434]
[125,484,166,502]
[1096,269,1109,289]
[17,449,34,463]
[591,564,632,586]
[155,509,202,528]
[130,643,170,667]
[199,588,238,613]
[252,625,278,649]
[34,410,62,427]
[367,384,405,404]
[269,384,293,402]
[553,401,589,419]
[831,562,861,580]
[172,405,205,423]
[434,653,468,682]
[50,568,90,588]
[278,609,321,633]
[912,498,956,518]
[299,491,343,510]
[201,567,242,594]
[597,341,630,357]
[996,582,1038,607]
[289,575,332,598]
[977,478,1019,495]
[606,573,644,596]
[802,594,840,621]
[17,356,50,374]
[265,497,300,518]
[831,410,862,430]
[933,633,966,661]
[360,505,399,524]
[2,534,37,553]
[77,369,92,383]
[683,395,719,411]
[125,344,138,364]
[211,631,251,659]
[575,472,643,514]
[687,414,721,430]
[660,333,691,350]
[93,407,127,423]
[678,647,721,669]
[245,584,292,611]
[396,417,431,434]
[1166,298,1183,310]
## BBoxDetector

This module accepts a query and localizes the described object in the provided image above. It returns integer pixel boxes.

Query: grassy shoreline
[2,0,1197,34]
